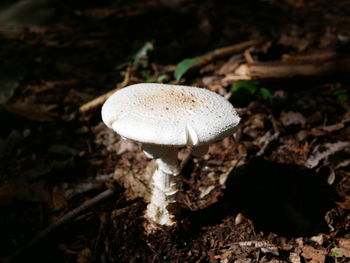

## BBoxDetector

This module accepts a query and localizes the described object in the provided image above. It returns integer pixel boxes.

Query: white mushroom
[102,83,240,226]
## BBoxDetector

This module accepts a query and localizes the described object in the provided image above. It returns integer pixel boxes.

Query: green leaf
[259,87,273,100]
[229,81,261,107]
[231,80,259,95]
[337,94,349,102]
[132,41,154,66]
[331,249,343,257]
[333,89,349,102]
[145,78,157,83]
[333,89,347,96]
[174,56,204,81]
[156,74,167,82]
[138,69,151,79]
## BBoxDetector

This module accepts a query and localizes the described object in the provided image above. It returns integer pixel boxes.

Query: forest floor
[1,0,350,262]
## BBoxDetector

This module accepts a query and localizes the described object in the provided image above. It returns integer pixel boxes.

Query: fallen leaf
[336,196,350,210]
[289,252,301,263]
[331,238,350,258]
[0,179,50,205]
[280,111,306,127]
[5,101,57,121]
[217,54,244,75]
[116,139,138,155]
[238,241,279,256]
[77,248,92,263]
[310,111,350,136]
[214,250,232,259]
[198,185,215,199]
[306,141,350,168]
[0,74,20,104]
[235,213,245,225]
[327,168,335,185]
[49,192,68,212]
[251,113,266,129]
[302,246,326,263]
[311,123,345,136]
[311,235,324,245]
[278,34,310,51]
[337,238,350,257]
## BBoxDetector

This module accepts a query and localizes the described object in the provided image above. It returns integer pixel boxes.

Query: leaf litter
[1,0,350,262]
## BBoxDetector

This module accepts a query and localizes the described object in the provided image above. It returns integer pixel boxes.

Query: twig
[282,49,339,61]
[306,141,350,168]
[194,38,265,68]
[79,67,132,113]
[243,48,255,63]
[256,131,280,157]
[6,188,115,263]
[224,57,350,82]
[93,212,110,255]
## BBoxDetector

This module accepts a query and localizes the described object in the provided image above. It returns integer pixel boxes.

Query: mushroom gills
[143,144,169,159]
[185,124,199,145]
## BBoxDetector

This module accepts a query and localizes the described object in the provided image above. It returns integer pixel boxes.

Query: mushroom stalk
[145,147,180,226]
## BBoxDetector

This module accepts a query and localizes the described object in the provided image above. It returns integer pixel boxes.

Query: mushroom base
[145,148,180,226]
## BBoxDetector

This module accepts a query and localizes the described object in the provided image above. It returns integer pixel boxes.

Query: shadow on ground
[189,158,339,238]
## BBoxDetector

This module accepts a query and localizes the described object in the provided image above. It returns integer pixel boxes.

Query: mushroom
[102,83,240,226]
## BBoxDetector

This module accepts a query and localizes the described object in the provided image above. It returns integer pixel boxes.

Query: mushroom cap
[102,83,240,146]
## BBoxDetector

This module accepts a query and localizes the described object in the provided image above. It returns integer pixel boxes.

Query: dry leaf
[311,235,324,245]
[5,101,57,121]
[218,54,244,75]
[338,238,350,257]
[77,248,92,263]
[306,141,350,168]
[336,196,350,210]
[49,192,67,211]
[302,246,326,263]
[289,252,301,263]
[278,35,310,51]
[280,111,306,127]
[238,241,279,256]
[331,238,350,258]
[198,185,215,199]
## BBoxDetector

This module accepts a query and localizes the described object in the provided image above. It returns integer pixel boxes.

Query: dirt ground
[1,0,350,262]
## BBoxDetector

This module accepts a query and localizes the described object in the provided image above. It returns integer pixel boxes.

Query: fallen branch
[282,48,340,62]
[282,47,348,62]
[6,188,115,263]
[194,38,265,68]
[224,57,350,82]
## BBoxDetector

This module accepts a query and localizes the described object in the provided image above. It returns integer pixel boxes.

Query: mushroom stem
[146,147,180,226]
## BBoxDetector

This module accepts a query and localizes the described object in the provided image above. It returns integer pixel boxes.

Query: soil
[1,0,350,263]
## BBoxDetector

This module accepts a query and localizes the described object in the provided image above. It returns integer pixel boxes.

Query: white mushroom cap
[102,83,240,146]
